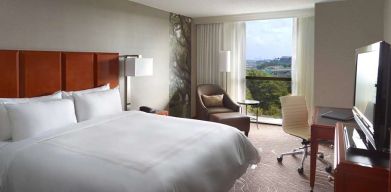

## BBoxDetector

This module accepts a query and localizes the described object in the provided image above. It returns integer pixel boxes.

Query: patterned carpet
[229,123,334,192]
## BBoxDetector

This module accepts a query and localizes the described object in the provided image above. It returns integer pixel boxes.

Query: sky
[246,18,293,60]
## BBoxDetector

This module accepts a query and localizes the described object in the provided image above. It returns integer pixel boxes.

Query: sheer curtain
[292,16,315,120]
[196,23,223,87]
[196,22,246,102]
[223,22,246,102]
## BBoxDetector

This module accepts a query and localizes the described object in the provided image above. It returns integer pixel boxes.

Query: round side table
[238,100,260,128]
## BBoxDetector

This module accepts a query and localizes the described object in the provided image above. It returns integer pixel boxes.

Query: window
[245,18,293,120]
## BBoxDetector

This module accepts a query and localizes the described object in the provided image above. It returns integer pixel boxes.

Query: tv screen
[354,51,379,129]
[353,41,391,151]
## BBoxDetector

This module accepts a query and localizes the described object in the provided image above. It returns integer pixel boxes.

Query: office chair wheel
[277,156,283,162]
[318,153,324,159]
[297,167,304,174]
[325,165,332,173]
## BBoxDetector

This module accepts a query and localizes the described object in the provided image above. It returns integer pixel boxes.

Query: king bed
[0,50,260,192]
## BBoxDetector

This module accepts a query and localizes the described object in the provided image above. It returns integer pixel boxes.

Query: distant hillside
[255,56,291,70]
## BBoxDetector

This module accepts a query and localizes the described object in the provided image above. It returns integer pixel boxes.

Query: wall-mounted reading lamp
[121,55,154,111]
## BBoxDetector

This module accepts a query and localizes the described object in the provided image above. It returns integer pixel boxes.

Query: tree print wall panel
[169,13,192,117]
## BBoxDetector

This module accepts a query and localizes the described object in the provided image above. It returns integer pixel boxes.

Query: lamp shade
[219,51,231,72]
[125,58,153,76]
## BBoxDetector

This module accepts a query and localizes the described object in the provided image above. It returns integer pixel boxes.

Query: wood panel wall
[0,50,119,98]
[62,52,95,91]
[0,51,19,98]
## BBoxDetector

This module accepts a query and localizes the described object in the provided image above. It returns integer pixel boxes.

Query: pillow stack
[6,99,77,141]
[0,92,62,141]
[61,84,110,100]
[0,84,123,141]
[73,88,122,122]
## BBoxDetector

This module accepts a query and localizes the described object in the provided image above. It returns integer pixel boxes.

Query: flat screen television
[353,41,391,151]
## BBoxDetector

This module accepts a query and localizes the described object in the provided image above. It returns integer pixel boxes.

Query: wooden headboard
[0,50,119,98]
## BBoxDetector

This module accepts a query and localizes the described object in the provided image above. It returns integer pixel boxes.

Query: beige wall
[385,0,391,42]
[314,0,384,108]
[0,0,170,110]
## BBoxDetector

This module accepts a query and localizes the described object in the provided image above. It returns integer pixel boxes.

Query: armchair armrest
[224,95,240,112]
[196,95,210,120]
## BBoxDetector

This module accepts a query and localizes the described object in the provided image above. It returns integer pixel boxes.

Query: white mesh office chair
[277,96,331,174]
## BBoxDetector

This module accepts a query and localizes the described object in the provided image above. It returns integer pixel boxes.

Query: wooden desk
[310,107,353,190]
[334,123,388,192]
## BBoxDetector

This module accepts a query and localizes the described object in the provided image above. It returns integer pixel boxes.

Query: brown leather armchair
[196,84,240,121]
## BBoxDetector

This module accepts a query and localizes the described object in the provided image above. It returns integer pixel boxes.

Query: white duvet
[0,111,260,192]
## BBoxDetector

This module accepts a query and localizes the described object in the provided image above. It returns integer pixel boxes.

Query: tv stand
[334,122,389,192]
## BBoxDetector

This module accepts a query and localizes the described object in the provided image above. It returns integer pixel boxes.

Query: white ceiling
[130,0,337,18]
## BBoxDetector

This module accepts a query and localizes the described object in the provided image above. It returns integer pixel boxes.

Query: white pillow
[61,84,110,100]
[0,92,62,141]
[5,99,77,141]
[73,88,122,122]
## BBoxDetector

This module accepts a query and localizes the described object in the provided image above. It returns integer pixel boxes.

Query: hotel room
[0,0,390,191]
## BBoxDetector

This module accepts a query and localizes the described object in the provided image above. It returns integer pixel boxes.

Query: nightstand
[139,106,169,116]
[155,110,169,116]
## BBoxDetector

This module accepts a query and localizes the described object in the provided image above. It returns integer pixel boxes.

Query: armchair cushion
[201,94,224,107]
[207,107,234,114]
